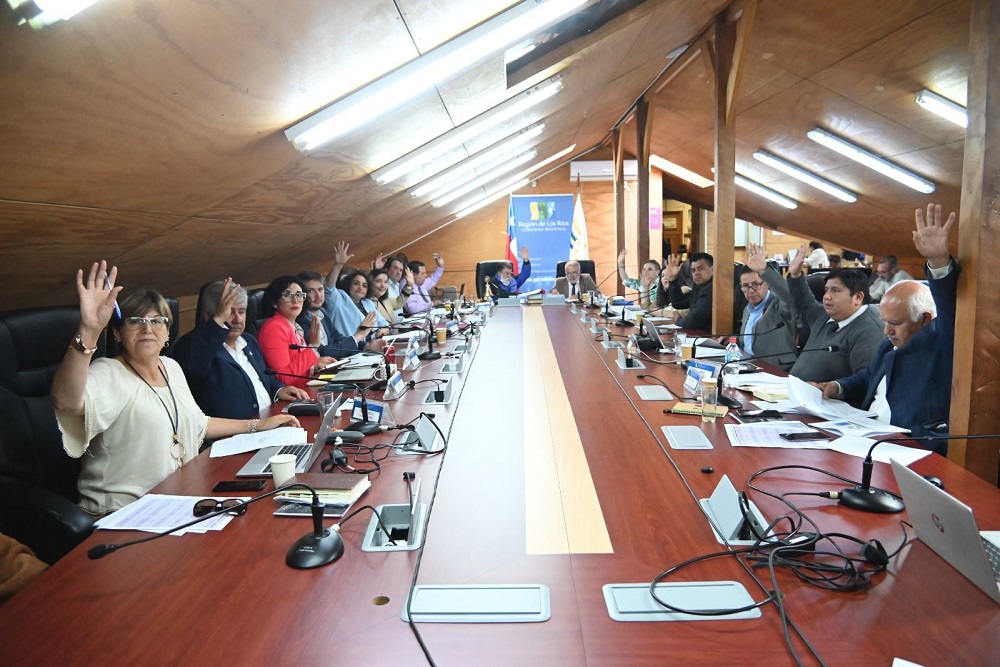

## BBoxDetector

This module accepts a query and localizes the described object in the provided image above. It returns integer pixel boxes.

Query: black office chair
[0,306,100,564]
[555,260,596,281]
[806,271,829,303]
[245,288,266,335]
[475,260,508,299]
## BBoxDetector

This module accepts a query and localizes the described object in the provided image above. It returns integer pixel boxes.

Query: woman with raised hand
[257,275,338,388]
[51,261,300,516]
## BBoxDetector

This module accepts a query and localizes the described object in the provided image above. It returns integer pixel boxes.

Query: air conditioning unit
[570,160,638,182]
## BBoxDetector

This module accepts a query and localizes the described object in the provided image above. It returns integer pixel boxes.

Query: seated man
[296,269,377,358]
[663,252,714,331]
[737,244,798,370]
[763,245,884,383]
[487,246,531,299]
[868,254,914,302]
[552,259,598,299]
[174,278,309,420]
[405,252,445,315]
[816,204,958,454]
[616,249,661,309]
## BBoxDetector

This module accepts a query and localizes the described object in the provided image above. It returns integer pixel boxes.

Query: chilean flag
[505,196,519,273]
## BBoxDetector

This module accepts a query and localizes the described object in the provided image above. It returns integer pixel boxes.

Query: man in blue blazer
[816,204,958,454]
[175,278,309,420]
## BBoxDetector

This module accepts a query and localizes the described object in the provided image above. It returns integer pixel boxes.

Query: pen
[104,273,122,319]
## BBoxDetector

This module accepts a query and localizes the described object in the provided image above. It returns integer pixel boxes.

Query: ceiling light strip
[734,174,798,209]
[372,75,563,185]
[649,154,713,188]
[431,149,538,208]
[752,150,857,203]
[806,128,935,194]
[284,0,585,151]
[411,123,546,198]
[914,89,968,128]
[453,144,576,218]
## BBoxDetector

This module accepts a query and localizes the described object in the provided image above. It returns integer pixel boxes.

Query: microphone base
[286,529,345,569]
[346,420,382,435]
[419,351,441,360]
[838,487,905,514]
[614,320,634,328]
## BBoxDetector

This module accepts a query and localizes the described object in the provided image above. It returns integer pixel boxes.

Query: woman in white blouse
[51,261,300,516]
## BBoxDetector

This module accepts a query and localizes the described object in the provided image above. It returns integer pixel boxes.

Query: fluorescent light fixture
[915,89,968,128]
[649,154,713,188]
[371,75,563,186]
[453,144,576,218]
[410,123,545,199]
[807,128,935,194]
[7,0,101,28]
[752,150,857,203]
[284,0,586,151]
[734,173,798,209]
[431,149,538,208]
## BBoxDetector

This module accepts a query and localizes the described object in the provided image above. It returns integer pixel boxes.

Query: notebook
[890,459,1000,604]
[236,394,342,477]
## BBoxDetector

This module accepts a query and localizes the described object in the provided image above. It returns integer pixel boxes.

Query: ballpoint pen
[104,273,122,319]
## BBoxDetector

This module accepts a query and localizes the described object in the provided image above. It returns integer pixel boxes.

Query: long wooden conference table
[2,304,999,665]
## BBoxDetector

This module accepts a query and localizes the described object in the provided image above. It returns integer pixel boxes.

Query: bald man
[815,204,958,454]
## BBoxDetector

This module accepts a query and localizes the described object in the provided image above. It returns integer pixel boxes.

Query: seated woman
[257,276,337,389]
[323,242,390,340]
[50,261,300,516]
[371,265,413,325]
[488,246,531,299]
[617,249,661,309]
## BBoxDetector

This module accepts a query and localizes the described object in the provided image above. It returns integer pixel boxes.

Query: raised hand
[913,203,954,269]
[373,253,386,270]
[788,243,808,278]
[617,249,627,265]
[663,254,682,282]
[433,252,444,268]
[78,260,122,334]
[213,277,240,326]
[403,266,414,287]
[745,243,768,274]
[334,241,353,266]
[310,313,323,346]
[520,246,530,262]
[359,311,377,331]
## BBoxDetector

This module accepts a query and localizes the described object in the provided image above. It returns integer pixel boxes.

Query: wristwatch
[69,333,98,355]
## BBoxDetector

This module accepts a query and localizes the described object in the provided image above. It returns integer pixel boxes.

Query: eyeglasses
[280,291,307,301]
[123,316,170,328]
[193,498,247,517]
[740,282,764,291]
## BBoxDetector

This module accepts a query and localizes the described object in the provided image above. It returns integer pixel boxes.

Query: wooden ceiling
[0,0,970,311]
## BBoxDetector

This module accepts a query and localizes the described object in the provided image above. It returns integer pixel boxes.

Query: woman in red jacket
[257,276,336,389]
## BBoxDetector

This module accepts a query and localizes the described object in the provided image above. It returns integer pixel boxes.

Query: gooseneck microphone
[833,433,1000,514]
[88,483,345,569]
[343,379,385,435]
[289,343,322,350]
[710,321,786,340]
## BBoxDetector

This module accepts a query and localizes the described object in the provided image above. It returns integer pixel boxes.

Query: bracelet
[247,419,259,434]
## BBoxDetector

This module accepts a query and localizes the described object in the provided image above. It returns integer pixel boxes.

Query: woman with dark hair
[371,266,413,324]
[324,242,390,339]
[257,275,337,388]
[50,261,300,516]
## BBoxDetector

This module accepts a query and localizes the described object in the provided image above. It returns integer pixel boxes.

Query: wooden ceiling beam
[725,0,757,125]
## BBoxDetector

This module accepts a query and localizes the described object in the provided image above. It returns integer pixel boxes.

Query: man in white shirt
[551,260,598,299]
[868,255,913,302]
[802,241,829,270]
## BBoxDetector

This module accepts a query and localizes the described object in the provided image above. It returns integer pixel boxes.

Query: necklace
[121,357,186,465]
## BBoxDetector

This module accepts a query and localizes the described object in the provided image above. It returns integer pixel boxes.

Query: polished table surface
[2,305,999,666]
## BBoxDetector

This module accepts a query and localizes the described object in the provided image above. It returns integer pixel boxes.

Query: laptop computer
[890,459,1000,604]
[236,394,343,477]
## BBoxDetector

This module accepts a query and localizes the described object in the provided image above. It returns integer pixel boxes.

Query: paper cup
[269,453,297,488]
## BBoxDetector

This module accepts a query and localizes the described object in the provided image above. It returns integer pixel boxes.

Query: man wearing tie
[815,204,958,453]
[762,244,883,383]
[551,260,598,299]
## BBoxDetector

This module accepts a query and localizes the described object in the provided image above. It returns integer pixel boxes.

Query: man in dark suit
[174,278,309,420]
[736,244,798,370]
[551,260,598,299]
[816,204,958,454]
[664,252,713,331]
[296,270,372,358]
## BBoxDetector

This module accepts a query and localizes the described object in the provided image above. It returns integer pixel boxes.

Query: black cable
[337,504,397,546]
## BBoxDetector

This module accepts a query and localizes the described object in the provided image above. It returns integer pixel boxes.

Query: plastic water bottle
[723,337,741,386]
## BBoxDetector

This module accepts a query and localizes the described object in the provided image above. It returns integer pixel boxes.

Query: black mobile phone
[212,480,267,493]
[779,431,829,442]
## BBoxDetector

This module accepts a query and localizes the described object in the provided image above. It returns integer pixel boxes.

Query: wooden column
[711,19,737,334]
[636,97,652,264]
[950,0,1000,483]
[613,127,627,296]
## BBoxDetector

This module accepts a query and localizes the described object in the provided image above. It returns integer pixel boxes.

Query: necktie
[570,283,576,296]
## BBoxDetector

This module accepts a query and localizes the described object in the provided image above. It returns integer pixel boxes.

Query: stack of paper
[210,428,308,457]
[95,494,246,534]
[785,376,877,420]
[724,421,829,448]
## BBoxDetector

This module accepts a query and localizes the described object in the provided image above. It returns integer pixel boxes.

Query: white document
[826,436,931,465]
[785,376,877,420]
[733,372,786,389]
[95,494,247,534]
[812,418,910,438]
[724,421,829,449]
[210,427,308,457]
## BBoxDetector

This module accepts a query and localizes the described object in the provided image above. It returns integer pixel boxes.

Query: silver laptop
[236,394,343,477]
[642,317,667,350]
[890,459,1000,604]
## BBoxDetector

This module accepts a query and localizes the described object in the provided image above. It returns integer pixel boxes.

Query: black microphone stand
[88,483,345,569]
[344,379,384,435]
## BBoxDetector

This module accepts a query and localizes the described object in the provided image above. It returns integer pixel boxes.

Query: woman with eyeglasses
[50,261,301,516]
[257,275,338,389]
